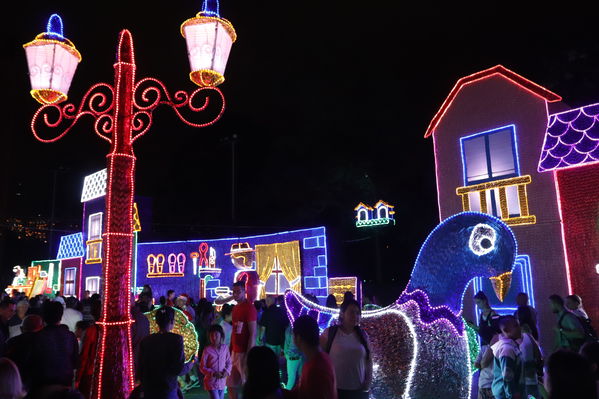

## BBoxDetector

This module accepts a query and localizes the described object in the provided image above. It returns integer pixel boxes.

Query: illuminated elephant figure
[285,212,517,399]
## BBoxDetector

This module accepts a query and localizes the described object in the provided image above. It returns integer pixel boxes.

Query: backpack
[558,312,598,349]
[325,324,370,359]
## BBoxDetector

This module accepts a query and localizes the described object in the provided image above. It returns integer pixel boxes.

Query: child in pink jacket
[200,324,232,399]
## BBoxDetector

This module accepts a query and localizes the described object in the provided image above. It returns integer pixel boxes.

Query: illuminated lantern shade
[180,0,236,87]
[23,14,81,104]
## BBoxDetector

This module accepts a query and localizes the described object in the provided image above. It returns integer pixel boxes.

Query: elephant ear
[361,308,417,399]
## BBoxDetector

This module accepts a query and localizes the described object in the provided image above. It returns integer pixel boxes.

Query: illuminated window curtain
[256,244,277,297]
[276,241,302,293]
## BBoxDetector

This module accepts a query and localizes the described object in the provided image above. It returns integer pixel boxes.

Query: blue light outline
[473,254,534,314]
[460,124,521,187]
[408,211,518,313]
[201,0,220,17]
[46,14,65,39]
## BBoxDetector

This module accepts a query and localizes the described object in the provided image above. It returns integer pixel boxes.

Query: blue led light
[406,212,517,315]
[45,14,65,40]
[201,0,220,17]
[473,254,534,314]
[56,233,85,260]
[460,124,521,186]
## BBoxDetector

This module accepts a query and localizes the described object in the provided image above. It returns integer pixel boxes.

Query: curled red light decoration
[131,77,224,143]
[31,83,115,144]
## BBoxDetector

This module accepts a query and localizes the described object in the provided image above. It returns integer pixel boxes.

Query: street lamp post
[24,3,235,398]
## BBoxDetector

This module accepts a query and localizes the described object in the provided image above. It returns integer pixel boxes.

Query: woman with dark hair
[466,291,500,346]
[138,306,195,399]
[321,299,372,399]
[242,346,284,399]
[544,349,597,399]
[325,295,338,309]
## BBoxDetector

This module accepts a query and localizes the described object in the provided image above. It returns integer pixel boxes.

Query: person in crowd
[141,285,154,301]
[196,300,216,355]
[136,292,153,313]
[7,300,29,339]
[283,323,303,390]
[466,291,500,347]
[549,294,586,352]
[243,346,284,399]
[474,334,498,399]
[580,341,599,395]
[159,296,167,307]
[79,291,92,322]
[76,299,102,398]
[5,314,43,391]
[175,295,193,322]
[0,357,25,399]
[61,296,83,333]
[288,315,337,399]
[343,291,355,303]
[131,301,150,380]
[53,295,66,310]
[182,294,195,321]
[545,349,597,399]
[517,317,543,399]
[254,300,265,324]
[27,295,43,316]
[74,320,89,352]
[514,292,539,341]
[199,324,232,399]
[321,298,372,399]
[491,316,525,399]
[29,301,79,396]
[566,294,590,319]
[304,294,319,305]
[227,281,258,399]
[218,304,233,347]
[326,294,338,309]
[166,290,176,307]
[0,299,16,356]
[259,295,289,357]
[138,306,195,399]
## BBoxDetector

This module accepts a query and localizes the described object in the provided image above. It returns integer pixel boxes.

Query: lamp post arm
[31,82,115,144]
[131,77,225,143]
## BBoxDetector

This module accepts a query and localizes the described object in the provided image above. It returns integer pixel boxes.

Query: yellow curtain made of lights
[277,241,301,293]
[255,241,302,298]
[256,244,277,295]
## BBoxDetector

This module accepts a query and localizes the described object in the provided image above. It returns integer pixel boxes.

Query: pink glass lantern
[181,0,236,87]
[23,14,81,104]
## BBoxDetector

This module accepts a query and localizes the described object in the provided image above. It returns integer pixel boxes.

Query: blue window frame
[461,125,520,185]
[461,125,521,217]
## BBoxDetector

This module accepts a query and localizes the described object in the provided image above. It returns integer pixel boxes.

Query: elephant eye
[469,223,496,256]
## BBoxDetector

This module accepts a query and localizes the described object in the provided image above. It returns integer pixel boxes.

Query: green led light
[356,218,395,228]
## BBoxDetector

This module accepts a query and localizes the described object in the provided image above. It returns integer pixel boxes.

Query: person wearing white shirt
[60,296,83,333]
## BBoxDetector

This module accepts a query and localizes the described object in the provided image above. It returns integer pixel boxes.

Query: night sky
[2,3,599,303]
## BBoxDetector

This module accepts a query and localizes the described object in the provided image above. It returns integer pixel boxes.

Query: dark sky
[2,3,599,302]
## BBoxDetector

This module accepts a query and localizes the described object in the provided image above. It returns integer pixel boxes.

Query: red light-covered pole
[29,29,225,398]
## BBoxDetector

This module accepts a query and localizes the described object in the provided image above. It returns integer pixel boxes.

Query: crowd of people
[466,291,599,399]
[0,283,598,399]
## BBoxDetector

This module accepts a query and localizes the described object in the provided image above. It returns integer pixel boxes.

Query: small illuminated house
[354,200,395,228]
[425,64,599,351]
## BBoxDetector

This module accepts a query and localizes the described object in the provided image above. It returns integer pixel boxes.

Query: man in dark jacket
[0,298,16,356]
[6,314,43,390]
[30,301,79,393]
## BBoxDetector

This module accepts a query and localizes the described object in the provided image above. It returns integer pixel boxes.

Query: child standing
[200,324,232,399]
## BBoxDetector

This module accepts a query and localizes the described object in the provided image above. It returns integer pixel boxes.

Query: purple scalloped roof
[539,103,599,172]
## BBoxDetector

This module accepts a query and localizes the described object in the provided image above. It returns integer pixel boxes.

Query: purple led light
[539,103,599,172]
[397,289,464,334]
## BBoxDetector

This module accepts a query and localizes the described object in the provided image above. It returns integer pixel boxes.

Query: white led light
[468,223,496,256]
[81,169,107,202]
[596,264,599,274]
